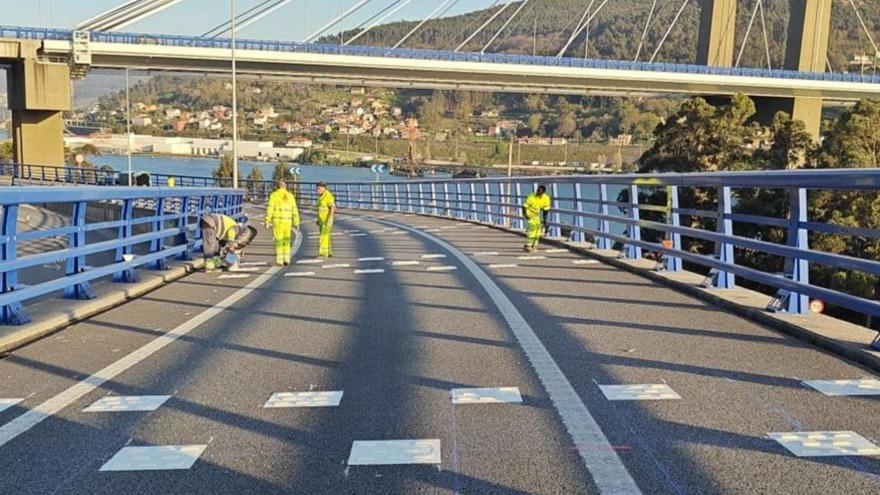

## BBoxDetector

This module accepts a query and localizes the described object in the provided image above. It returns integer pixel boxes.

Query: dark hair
[317,182,327,188]
[537,184,547,193]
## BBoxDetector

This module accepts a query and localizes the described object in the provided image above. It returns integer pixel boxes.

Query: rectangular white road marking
[803,379,880,396]
[239,261,268,267]
[369,229,386,234]
[100,445,208,471]
[349,233,367,237]
[0,398,23,414]
[545,249,568,254]
[392,261,420,266]
[390,231,407,235]
[472,252,499,257]
[218,274,250,280]
[284,272,316,277]
[84,395,171,413]
[572,259,599,265]
[426,266,457,272]
[323,263,351,269]
[488,264,518,269]
[297,259,324,265]
[358,257,385,262]
[264,391,343,408]
[230,267,261,272]
[599,384,681,401]
[768,431,880,457]
[0,266,285,449]
[518,256,547,260]
[421,254,447,259]
[440,225,459,230]
[451,387,522,404]
[348,439,441,466]
[354,269,385,274]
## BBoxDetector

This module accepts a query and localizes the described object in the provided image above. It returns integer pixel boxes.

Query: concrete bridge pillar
[1,40,70,167]
[697,0,737,67]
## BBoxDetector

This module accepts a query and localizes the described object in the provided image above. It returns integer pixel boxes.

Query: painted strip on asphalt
[426,266,458,272]
[358,257,385,262]
[573,259,600,265]
[421,254,447,259]
[0,237,301,449]
[284,271,316,277]
[488,264,518,269]
[354,269,385,274]
[218,274,250,280]
[323,263,351,269]
[392,261,420,266]
[518,256,547,260]
[472,252,499,257]
[370,217,641,495]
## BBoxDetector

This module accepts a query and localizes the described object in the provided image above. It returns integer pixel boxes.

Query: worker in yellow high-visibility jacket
[316,182,336,257]
[265,180,300,266]
[522,185,551,252]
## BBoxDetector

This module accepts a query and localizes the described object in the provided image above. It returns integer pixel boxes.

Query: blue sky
[0,0,498,41]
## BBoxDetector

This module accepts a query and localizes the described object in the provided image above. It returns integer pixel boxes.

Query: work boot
[522,245,530,253]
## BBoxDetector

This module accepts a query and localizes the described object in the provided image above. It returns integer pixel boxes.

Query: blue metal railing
[0,186,244,325]
[296,169,880,326]
[2,24,879,85]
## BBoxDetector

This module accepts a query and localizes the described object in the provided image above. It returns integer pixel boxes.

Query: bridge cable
[455,0,515,52]
[492,0,544,51]
[202,0,278,37]
[633,0,658,62]
[350,0,406,34]
[481,0,532,54]
[345,0,417,46]
[757,0,772,70]
[389,0,458,50]
[556,0,609,58]
[82,0,185,32]
[558,0,596,58]
[304,0,376,43]
[734,0,761,68]
[446,0,502,50]
[848,0,879,57]
[76,0,149,30]
[648,0,689,63]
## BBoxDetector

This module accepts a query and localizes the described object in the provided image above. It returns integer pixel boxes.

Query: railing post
[176,196,193,260]
[624,184,642,259]
[393,184,401,212]
[484,182,493,224]
[346,184,353,208]
[596,183,612,250]
[664,185,683,272]
[455,183,463,219]
[149,197,169,270]
[1,204,30,324]
[709,186,735,288]
[514,182,524,230]
[572,182,585,243]
[781,187,809,313]
[63,201,96,299]
[113,198,140,283]
[418,183,426,214]
[430,183,438,216]
[550,183,562,238]
[443,183,451,216]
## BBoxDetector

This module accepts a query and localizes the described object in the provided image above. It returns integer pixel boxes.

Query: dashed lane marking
[426,266,457,272]
[768,431,880,457]
[370,218,642,494]
[100,445,208,471]
[297,259,324,265]
[348,439,441,466]
[83,395,171,413]
[451,387,522,404]
[472,252,499,257]
[518,256,547,260]
[239,261,268,267]
[323,263,351,269]
[218,274,250,280]
[0,235,301,449]
[358,257,385,262]
[284,272,316,277]
[599,384,681,401]
[802,379,880,396]
[349,233,367,237]
[572,259,599,265]
[230,267,261,272]
[392,261,420,266]
[421,254,447,259]
[354,269,385,274]
[264,391,343,408]
[488,264,518,269]
[545,249,568,254]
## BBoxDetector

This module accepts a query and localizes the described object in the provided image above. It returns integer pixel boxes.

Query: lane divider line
[370,217,641,495]
[0,236,302,449]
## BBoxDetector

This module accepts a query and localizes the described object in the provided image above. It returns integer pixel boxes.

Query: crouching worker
[200,213,257,270]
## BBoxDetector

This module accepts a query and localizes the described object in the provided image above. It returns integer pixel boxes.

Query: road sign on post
[289,166,303,175]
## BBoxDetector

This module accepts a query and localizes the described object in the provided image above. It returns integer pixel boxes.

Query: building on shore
[64,134,304,161]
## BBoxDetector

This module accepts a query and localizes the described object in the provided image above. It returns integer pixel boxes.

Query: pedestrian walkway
[0,210,878,494]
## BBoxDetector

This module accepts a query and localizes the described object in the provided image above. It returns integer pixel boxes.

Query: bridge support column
[697,0,737,67]
[2,40,71,167]
[757,0,833,140]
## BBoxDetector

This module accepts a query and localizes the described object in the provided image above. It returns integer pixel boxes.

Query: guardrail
[2,24,879,85]
[297,170,880,330]
[0,186,244,325]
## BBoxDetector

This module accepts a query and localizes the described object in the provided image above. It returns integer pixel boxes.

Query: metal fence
[296,170,880,325]
[2,24,879,85]
[0,186,244,325]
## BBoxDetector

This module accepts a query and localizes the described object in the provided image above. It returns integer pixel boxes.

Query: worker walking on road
[522,184,551,252]
[265,180,300,266]
[316,182,336,257]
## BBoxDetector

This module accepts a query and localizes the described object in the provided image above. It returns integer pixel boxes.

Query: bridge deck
[0,209,878,494]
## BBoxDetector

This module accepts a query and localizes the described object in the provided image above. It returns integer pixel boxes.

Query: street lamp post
[125,68,132,186]
[231,0,239,188]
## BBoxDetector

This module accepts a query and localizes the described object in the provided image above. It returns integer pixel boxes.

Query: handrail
[0,185,245,325]
[294,170,880,326]
[2,24,879,85]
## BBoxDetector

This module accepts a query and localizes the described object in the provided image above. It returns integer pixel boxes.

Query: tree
[817,98,880,169]
[527,114,544,135]
[272,161,296,183]
[0,141,12,161]
[247,167,264,182]
[555,111,578,138]
[213,155,234,186]
[758,112,815,170]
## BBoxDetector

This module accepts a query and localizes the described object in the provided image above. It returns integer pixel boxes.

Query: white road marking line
[488,264,518,269]
[598,384,681,401]
[284,272,316,277]
[572,259,599,265]
[518,256,547,260]
[100,445,208,471]
[230,267,261,272]
[390,231,407,235]
[370,218,641,494]
[768,431,880,457]
[218,274,250,280]
[323,263,351,269]
[421,254,447,259]
[264,391,343,408]
[348,439,441,466]
[426,266,457,272]
[354,269,385,274]
[369,229,386,234]
[297,259,324,265]
[451,387,522,404]
[83,395,171,413]
[358,257,385,262]
[472,252,499,257]
[0,236,299,449]
[440,225,459,230]
[239,261,268,267]
[349,233,367,237]
[391,261,420,266]
[802,379,880,396]
[545,249,568,254]
[0,399,23,414]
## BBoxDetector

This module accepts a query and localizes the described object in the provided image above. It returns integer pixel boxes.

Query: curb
[0,258,205,354]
